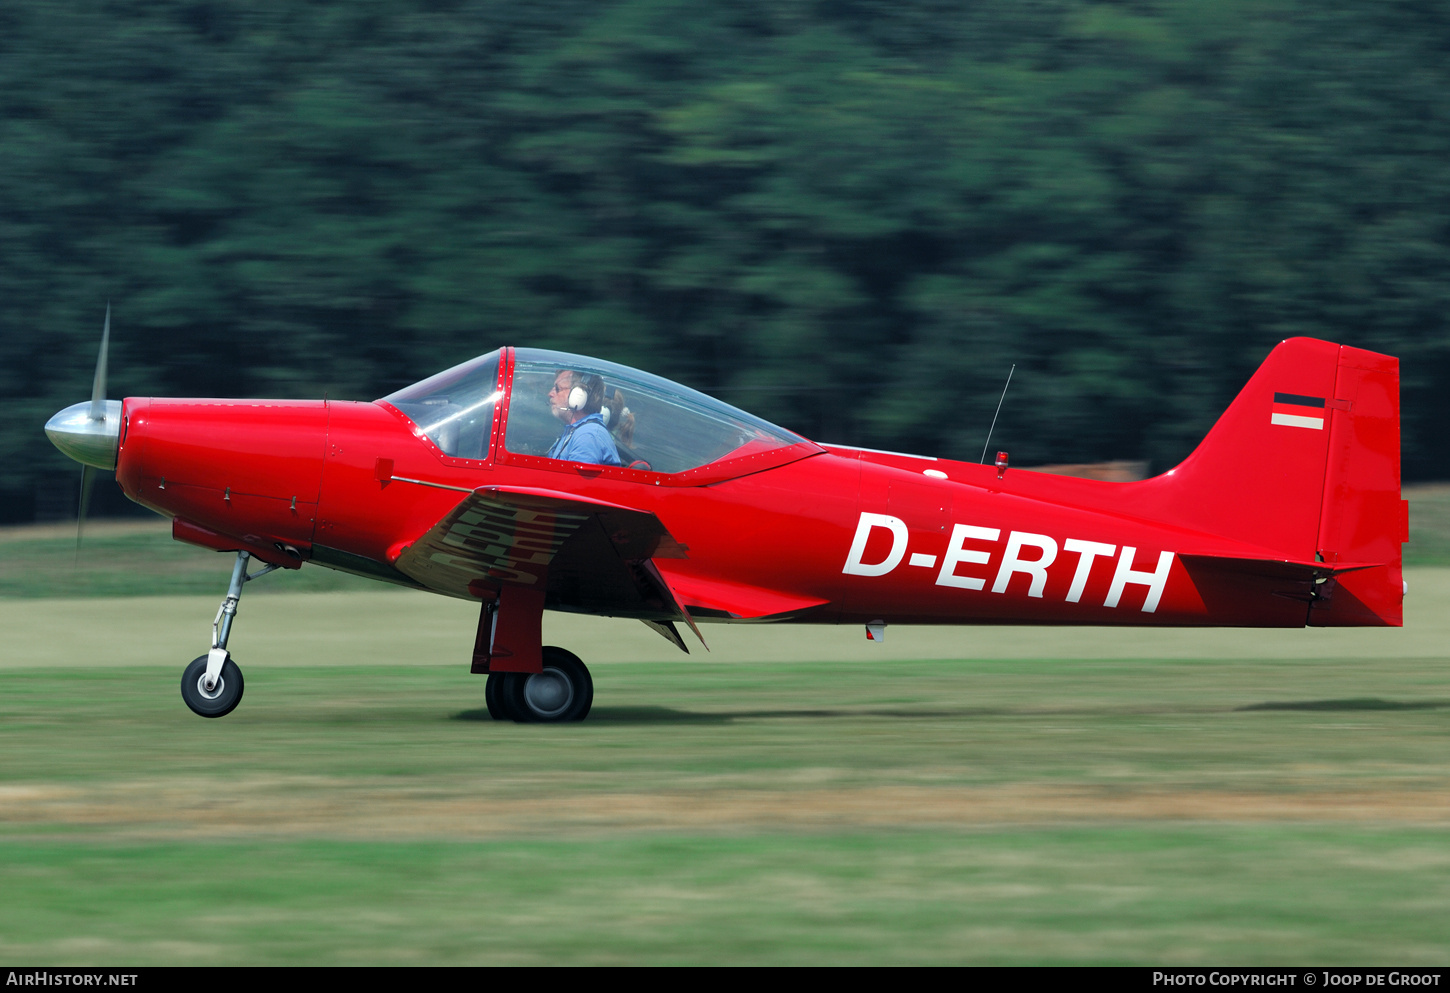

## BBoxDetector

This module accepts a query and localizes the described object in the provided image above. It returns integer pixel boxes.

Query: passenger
[545,370,623,466]
[601,386,648,469]
[601,387,636,447]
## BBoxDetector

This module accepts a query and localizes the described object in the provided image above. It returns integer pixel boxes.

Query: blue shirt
[546,413,622,466]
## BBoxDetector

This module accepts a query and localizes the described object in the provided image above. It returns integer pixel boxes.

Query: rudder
[1310,345,1406,626]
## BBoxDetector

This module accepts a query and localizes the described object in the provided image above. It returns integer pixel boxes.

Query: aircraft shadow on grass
[454,700,1445,723]
[1236,698,1447,712]
[453,706,1008,725]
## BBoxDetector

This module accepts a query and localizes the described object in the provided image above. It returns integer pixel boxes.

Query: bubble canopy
[382,347,813,478]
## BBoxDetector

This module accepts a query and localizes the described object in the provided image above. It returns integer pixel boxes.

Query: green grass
[3,829,1448,965]
[1,586,1449,964]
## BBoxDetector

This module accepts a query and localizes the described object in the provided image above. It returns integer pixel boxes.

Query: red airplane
[46,325,1405,723]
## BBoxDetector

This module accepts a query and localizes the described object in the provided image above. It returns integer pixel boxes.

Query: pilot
[546,370,623,466]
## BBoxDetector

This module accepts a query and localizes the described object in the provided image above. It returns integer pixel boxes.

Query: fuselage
[114,393,1324,629]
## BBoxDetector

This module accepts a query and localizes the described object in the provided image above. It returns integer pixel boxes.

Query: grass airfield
[0,515,1448,963]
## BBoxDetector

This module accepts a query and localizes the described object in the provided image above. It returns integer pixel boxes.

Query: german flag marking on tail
[1271,392,1326,430]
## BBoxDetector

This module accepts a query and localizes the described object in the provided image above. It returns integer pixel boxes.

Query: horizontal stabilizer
[1176,552,1379,581]
[1177,552,1394,624]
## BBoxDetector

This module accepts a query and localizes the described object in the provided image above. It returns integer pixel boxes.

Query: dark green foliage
[5,1,1449,519]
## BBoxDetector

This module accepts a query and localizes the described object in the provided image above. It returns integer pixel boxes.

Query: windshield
[382,350,502,460]
[505,348,805,473]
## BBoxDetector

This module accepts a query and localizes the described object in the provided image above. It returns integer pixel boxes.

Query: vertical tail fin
[1136,338,1405,626]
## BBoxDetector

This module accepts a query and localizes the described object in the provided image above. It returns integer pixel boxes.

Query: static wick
[979,363,1016,465]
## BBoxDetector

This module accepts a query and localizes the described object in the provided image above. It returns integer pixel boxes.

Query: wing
[393,485,691,620]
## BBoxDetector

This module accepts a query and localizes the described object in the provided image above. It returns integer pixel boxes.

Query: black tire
[180,653,244,718]
[505,647,593,723]
[484,672,513,720]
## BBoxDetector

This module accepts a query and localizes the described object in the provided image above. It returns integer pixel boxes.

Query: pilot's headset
[566,373,606,416]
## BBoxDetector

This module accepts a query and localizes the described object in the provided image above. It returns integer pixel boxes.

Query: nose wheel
[485,647,593,723]
[180,653,245,718]
[180,550,276,719]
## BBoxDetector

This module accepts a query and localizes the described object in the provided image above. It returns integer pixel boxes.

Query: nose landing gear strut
[180,551,278,718]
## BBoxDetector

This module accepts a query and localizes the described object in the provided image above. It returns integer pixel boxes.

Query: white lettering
[1105,546,1174,612]
[908,552,937,568]
[1063,538,1116,603]
[843,513,909,577]
[935,524,1000,590]
[991,531,1058,597]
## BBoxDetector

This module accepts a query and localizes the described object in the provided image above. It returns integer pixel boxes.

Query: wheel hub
[195,674,226,701]
[522,667,574,719]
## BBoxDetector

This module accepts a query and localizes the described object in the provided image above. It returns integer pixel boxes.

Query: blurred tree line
[4,0,1448,521]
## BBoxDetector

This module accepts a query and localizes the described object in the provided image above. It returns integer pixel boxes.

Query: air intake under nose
[45,399,123,470]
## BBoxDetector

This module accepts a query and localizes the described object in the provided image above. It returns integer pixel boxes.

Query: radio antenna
[979,363,1016,464]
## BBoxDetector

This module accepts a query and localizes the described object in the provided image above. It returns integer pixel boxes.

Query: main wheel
[503,647,593,723]
[180,654,245,718]
[484,672,513,720]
